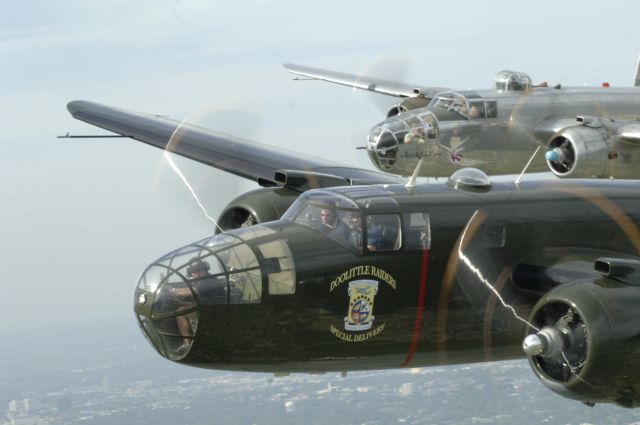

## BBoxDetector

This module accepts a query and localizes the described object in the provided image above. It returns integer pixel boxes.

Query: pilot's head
[186,258,211,279]
[320,207,336,227]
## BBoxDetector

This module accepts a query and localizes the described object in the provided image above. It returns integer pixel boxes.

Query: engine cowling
[545,126,611,178]
[216,187,299,232]
[386,96,429,118]
[524,266,640,407]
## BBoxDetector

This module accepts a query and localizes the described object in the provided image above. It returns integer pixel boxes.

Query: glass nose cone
[133,225,294,361]
[367,110,440,171]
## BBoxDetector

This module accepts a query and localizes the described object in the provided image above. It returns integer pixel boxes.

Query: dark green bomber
[134,175,640,408]
[66,99,640,407]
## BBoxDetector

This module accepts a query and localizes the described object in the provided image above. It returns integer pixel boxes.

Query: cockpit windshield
[283,190,404,254]
[283,190,360,250]
[429,91,483,121]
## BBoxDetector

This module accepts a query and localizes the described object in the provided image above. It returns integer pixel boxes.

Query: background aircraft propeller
[353,56,412,115]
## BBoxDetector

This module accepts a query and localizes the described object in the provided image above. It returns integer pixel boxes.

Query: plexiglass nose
[134,225,295,361]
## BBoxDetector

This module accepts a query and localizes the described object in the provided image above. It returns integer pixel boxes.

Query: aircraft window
[403,212,431,250]
[203,255,225,275]
[137,315,163,354]
[137,265,170,294]
[154,312,197,337]
[159,333,195,361]
[152,281,196,316]
[283,189,359,221]
[283,190,362,252]
[190,274,228,305]
[404,115,422,128]
[230,225,276,241]
[457,90,482,99]
[365,214,402,252]
[485,101,497,118]
[203,234,241,250]
[258,240,296,295]
[494,70,532,91]
[416,111,439,139]
[218,243,259,271]
[431,92,469,119]
[229,270,262,303]
[468,101,485,120]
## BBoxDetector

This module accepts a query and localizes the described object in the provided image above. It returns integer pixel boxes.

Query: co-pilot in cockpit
[282,190,402,254]
[428,91,498,122]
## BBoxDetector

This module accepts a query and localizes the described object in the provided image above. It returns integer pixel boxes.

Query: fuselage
[133,174,640,373]
[368,86,640,177]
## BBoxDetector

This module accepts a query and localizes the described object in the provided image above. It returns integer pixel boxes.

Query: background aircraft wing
[67,101,403,189]
[283,63,448,99]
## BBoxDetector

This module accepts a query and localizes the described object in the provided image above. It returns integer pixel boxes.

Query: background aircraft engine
[545,126,610,178]
[386,96,429,118]
[524,274,640,407]
[216,187,299,232]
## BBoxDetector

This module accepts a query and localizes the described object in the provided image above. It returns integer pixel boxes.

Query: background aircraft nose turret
[367,110,440,173]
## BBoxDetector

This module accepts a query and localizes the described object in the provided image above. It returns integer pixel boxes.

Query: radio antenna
[515,145,541,185]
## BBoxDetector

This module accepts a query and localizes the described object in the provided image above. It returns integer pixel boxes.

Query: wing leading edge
[283,63,448,100]
[67,101,402,188]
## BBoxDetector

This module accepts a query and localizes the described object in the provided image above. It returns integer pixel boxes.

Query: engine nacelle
[545,126,611,178]
[525,273,640,407]
[386,96,429,118]
[216,187,299,232]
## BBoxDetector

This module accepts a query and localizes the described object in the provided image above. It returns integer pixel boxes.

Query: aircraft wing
[67,101,404,189]
[283,63,448,99]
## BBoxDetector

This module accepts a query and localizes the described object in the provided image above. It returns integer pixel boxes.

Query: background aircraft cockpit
[429,91,497,121]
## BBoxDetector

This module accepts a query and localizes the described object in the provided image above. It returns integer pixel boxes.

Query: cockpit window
[258,240,296,295]
[468,101,485,120]
[365,214,402,252]
[403,212,431,250]
[283,190,362,252]
[430,91,486,122]
[431,92,468,119]
[232,225,276,241]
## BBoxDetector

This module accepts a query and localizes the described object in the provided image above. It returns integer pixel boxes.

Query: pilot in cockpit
[320,206,350,242]
[349,214,382,252]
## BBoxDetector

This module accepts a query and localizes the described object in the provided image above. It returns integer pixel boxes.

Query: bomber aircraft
[68,100,640,408]
[285,62,640,179]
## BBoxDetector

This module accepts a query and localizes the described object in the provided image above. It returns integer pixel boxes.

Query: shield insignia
[344,279,379,331]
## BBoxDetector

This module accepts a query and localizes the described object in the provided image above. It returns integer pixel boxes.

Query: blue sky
[3,0,640,332]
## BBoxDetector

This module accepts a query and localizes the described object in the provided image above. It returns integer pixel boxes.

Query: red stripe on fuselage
[402,248,429,367]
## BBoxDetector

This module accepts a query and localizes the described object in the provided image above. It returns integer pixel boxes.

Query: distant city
[2,320,640,425]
